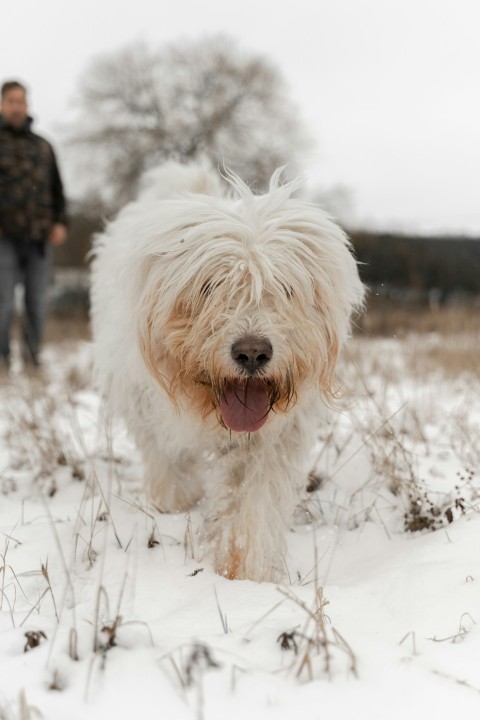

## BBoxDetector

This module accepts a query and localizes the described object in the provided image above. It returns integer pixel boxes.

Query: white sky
[2,0,480,234]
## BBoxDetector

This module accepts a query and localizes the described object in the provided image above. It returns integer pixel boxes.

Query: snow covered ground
[0,330,479,720]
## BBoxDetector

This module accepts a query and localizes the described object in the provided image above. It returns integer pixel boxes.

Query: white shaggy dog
[91,162,365,582]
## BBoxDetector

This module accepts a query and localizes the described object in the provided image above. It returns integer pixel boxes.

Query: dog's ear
[312,280,342,401]
[137,284,179,403]
[137,281,189,410]
[318,324,340,401]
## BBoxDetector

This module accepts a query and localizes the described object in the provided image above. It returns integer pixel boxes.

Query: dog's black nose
[231,336,273,373]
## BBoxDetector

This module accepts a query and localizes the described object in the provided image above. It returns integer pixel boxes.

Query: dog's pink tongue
[219,380,270,432]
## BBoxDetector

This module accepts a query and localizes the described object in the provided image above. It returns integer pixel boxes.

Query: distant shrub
[351,232,480,299]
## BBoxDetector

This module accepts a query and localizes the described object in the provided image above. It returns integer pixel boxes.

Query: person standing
[0,80,67,370]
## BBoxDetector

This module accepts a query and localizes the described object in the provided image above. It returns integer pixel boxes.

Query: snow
[0,334,479,719]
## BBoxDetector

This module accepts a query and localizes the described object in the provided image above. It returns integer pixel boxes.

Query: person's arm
[48,148,68,246]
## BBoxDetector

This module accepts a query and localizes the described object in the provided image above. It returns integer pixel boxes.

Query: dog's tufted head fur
[126,167,365,433]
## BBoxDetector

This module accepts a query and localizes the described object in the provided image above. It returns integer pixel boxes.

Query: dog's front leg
[142,436,204,513]
[206,440,304,583]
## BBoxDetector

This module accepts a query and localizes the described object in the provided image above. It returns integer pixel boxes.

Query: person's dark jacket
[0,115,67,243]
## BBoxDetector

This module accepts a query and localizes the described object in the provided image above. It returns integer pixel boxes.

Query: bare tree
[67,36,312,209]
[311,184,356,228]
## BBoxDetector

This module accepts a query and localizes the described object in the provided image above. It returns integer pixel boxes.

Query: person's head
[1,81,28,128]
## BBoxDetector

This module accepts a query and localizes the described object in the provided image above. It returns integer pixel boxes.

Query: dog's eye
[281,283,294,300]
[201,280,223,297]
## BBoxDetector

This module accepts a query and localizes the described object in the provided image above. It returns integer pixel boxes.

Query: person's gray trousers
[0,236,52,363]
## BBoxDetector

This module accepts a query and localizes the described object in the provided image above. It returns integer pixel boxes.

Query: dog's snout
[231,336,273,373]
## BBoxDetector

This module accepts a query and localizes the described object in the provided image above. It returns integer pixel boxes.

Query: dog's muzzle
[231,336,272,375]
[212,335,274,433]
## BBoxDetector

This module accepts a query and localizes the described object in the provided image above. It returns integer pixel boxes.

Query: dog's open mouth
[219,378,270,433]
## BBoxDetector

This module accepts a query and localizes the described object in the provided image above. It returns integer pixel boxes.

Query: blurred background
[2,0,480,338]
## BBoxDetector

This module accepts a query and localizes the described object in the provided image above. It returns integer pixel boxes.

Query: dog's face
[137,186,364,432]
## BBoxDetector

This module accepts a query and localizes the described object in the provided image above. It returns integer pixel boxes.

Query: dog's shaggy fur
[91,162,365,582]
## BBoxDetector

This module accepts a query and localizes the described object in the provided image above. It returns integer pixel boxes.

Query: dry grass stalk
[278,542,357,681]
[277,585,357,681]
[159,642,221,720]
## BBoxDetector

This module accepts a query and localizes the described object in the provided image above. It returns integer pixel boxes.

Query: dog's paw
[215,544,245,581]
[213,539,282,583]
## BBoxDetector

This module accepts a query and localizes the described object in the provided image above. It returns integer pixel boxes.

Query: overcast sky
[2,0,480,234]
